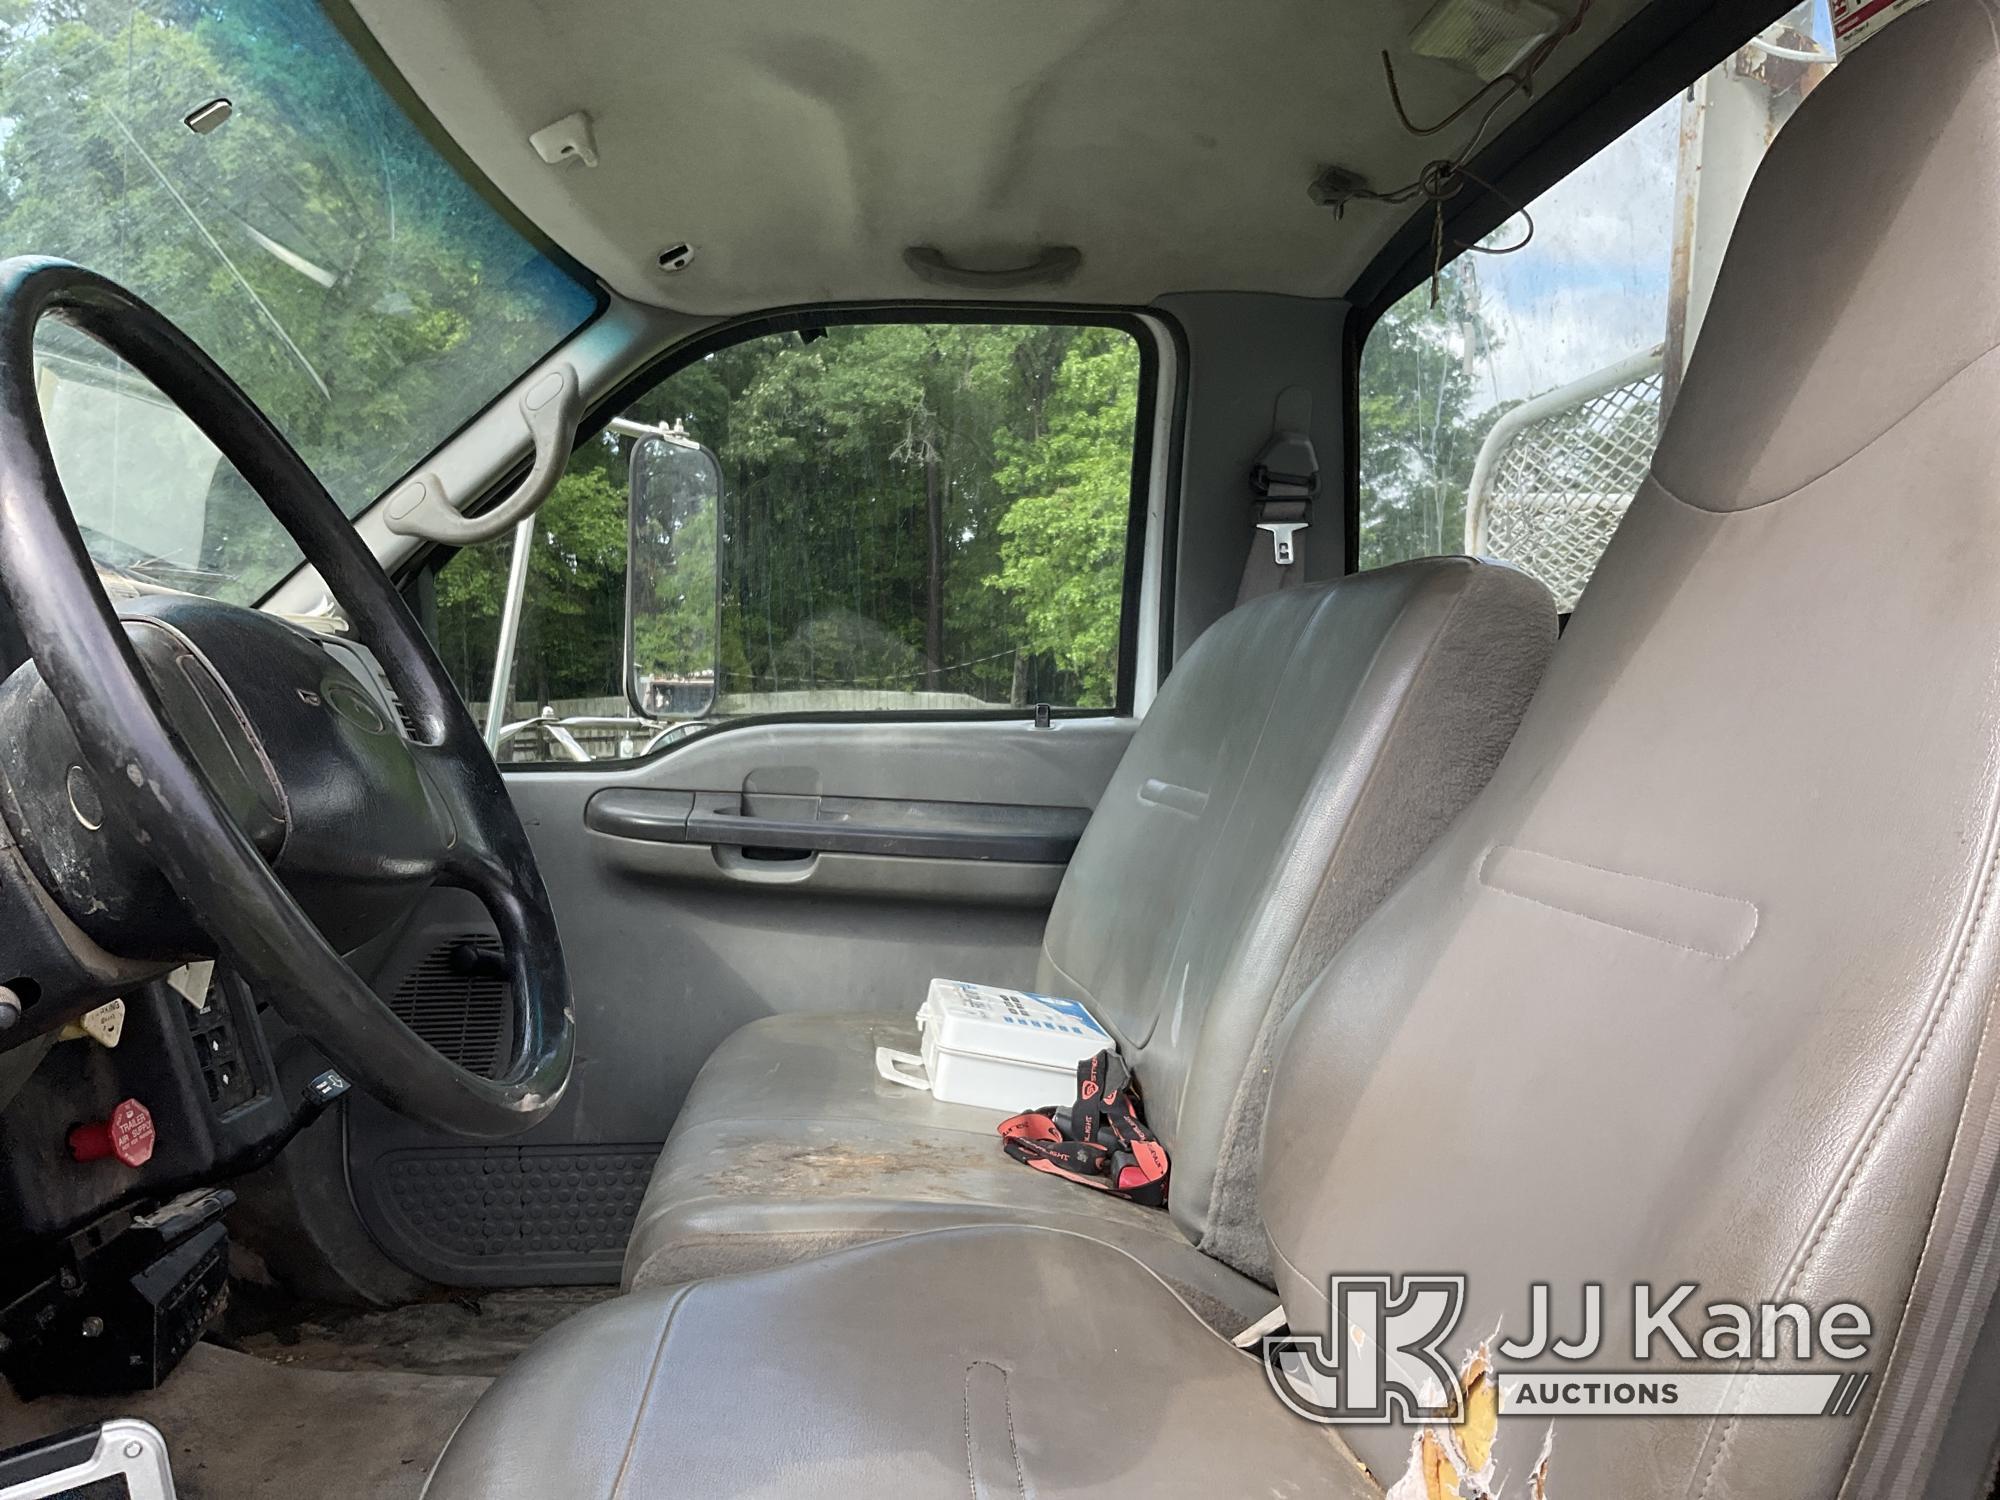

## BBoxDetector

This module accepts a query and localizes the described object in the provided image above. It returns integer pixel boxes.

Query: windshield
[1,0,598,604]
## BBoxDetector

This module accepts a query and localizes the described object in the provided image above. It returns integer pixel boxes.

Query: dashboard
[0,600,410,1393]
[0,620,410,1244]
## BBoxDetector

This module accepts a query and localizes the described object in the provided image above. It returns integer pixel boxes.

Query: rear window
[1357,4,1837,609]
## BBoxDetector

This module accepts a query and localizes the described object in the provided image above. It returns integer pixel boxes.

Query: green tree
[434,465,626,707]
[1357,264,1500,567]
[0,0,591,604]
[435,319,1146,730]
[988,328,1137,703]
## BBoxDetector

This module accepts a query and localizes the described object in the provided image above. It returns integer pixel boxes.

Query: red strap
[1117,1139,1170,1193]
[995,1050,1170,1208]
[998,1109,1061,1143]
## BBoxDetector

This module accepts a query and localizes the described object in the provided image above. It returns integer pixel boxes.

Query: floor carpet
[0,1341,488,1498]
[0,1287,619,1495]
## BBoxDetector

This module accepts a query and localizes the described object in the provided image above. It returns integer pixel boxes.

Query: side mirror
[624,430,722,721]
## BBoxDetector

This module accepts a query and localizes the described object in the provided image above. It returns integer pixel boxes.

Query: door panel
[349,311,1160,1283]
[345,714,1132,1284]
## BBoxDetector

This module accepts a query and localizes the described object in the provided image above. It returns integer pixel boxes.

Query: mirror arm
[484,514,537,751]
[382,363,582,545]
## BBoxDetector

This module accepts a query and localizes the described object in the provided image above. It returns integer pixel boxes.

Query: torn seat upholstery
[621,555,1557,1303]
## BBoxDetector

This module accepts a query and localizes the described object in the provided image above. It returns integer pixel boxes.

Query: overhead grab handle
[903,244,1082,290]
[383,362,582,546]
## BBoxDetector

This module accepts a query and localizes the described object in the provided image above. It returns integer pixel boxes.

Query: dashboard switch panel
[183,994,256,1114]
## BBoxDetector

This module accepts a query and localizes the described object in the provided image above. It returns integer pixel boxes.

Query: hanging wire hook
[1323,0,1588,302]
[1419,161,1535,305]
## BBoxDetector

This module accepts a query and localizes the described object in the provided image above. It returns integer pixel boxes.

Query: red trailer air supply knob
[68,1098,155,1167]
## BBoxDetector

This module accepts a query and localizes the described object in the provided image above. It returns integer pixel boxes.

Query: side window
[433,321,1146,762]
[1357,3,1835,609]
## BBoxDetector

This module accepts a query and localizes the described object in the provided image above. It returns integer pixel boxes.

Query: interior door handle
[584,790,1086,864]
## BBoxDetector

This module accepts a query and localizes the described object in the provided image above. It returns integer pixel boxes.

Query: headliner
[349,0,1654,314]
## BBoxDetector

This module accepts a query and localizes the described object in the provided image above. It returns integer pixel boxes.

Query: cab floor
[228,1285,615,1379]
[0,1342,485,1499]
[0,1289,615,1498]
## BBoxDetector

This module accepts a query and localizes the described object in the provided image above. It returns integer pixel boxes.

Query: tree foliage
[0,0,594,603]
[440,272,1514,730]
[1357,265,1504,569]
[989,327,1137,702]
[0,0,1509,730]
[437,323,1145,717]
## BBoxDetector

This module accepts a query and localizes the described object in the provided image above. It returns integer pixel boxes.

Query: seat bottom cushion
[427,1225,1375,1500]
[622,1012,1274,1329]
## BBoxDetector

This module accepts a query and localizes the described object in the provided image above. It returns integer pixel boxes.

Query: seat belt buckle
[1257,520,1307,567]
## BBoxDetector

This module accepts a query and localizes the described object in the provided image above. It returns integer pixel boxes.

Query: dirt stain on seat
[700,1138,985,1201]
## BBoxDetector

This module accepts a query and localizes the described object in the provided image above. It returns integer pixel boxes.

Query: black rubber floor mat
[352,1144,658,1286]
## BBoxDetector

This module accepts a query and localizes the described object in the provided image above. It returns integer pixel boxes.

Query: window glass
[1,0,598,604]
[1357,2,1835,609]
[435,321,1146,763]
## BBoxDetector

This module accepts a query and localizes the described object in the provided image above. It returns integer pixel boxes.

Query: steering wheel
[0,257,573,1138]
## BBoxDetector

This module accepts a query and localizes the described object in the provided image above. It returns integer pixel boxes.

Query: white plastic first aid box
[874,979,1113,1113]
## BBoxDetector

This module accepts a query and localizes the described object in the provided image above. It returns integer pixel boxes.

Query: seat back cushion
[1039,555,1554,1271]
[1261,4,2000,1493]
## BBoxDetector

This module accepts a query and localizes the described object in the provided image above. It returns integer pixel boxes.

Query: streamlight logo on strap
[1262,1276,1877,1424]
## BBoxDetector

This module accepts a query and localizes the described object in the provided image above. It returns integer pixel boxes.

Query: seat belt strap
[997,1051,1170,1208]
[1237,387,1319,606]
[1838,939,2000,1498]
